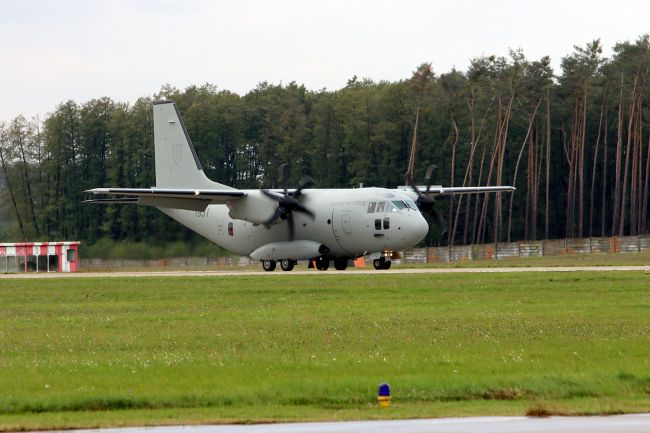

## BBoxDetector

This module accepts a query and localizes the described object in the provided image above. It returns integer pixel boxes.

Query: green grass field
[1,272,650,430]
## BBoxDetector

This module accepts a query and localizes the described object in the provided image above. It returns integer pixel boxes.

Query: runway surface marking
[2,265,649,278]
[26,414,650,433]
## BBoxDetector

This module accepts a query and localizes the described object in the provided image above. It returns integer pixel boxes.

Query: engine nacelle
[227,190,278,225]
[250,240,329,260]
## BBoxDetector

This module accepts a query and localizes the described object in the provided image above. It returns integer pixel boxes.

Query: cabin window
[367,201,376,213]
[375,202,385,213]
[383,217,390,229]
[228,222,234,236]
[375,218,382,230]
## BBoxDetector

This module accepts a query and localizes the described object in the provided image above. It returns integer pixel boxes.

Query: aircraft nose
[412,212,429,244]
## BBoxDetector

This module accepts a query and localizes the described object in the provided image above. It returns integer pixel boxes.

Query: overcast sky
[1,0,649,121]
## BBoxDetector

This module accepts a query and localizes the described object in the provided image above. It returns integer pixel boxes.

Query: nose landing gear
[373,250,397,270]
[373,257,392,270]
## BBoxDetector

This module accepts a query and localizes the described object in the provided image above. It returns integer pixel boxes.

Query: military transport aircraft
[85,100,513,271]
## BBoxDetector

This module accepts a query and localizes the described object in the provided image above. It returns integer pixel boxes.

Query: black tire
[315,257,329,271]
[373,258,391,270]
[333,258,348,270]
[262,260,276,272]
[280,259,295,272]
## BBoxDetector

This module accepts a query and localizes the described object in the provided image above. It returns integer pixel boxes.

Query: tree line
[1,35,650,249]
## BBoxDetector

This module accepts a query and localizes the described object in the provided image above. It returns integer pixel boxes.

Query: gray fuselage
[161,187,429,258]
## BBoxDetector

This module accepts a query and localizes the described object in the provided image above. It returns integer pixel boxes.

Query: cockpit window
[405,200,418,210]
[368,200,416,213]
[384,201,399,212]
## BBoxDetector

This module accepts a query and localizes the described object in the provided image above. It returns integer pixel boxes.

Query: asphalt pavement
[2,265,649,278]
[27,414,650,433]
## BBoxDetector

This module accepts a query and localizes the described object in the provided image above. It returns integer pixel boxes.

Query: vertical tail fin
[153,100,232,189]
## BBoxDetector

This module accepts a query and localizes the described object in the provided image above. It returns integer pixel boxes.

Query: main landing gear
[262,259,296,272]
[280,259,295,272]
[262,260,276,271]
[314,256,329,271]
[260,257,340,271]
[261,256,390,271]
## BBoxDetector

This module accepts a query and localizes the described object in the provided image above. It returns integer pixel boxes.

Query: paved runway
[1,265,649,278]
[29,414,650,433]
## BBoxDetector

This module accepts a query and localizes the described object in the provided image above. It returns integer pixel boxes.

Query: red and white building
[0,242,80,273]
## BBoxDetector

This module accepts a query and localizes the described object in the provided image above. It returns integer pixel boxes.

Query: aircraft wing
[84,188,245,212]
[397,185,515,197]
[427,186,515,196]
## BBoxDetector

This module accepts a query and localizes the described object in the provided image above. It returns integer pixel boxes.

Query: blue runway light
[378,383,391,408]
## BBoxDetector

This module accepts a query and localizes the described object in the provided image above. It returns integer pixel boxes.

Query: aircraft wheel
[315,257,329,271]
[373,258,391,270]
[333,258,348,270]
[280,259,295,272]
[262,260,276,272]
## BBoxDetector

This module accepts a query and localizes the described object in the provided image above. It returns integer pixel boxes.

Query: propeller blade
[429,207,447,235]
[293,175,315,197]
[409,180,422,196]
[261,189,283,201]
[278,163,289,196]
[425,164,437,193]
[263,207,283,226]
[294,203,316,219]
[286,212,295,240]
[262,165,317,238]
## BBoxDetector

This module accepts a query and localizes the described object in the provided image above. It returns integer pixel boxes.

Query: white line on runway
[26,414,650,433]
[1,266,649,278]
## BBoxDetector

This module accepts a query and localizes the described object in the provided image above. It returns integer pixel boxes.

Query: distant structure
[0,242,80,273]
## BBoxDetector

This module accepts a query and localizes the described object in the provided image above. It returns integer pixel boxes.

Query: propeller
[261,163,316,240]
[409,164,447,235]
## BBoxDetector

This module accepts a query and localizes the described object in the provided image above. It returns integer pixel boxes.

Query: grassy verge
[1,272,649,429]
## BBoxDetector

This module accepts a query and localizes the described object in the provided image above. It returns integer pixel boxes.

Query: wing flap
[85,187,245,211]
[86,187,245,205]
[82,197,140,205]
